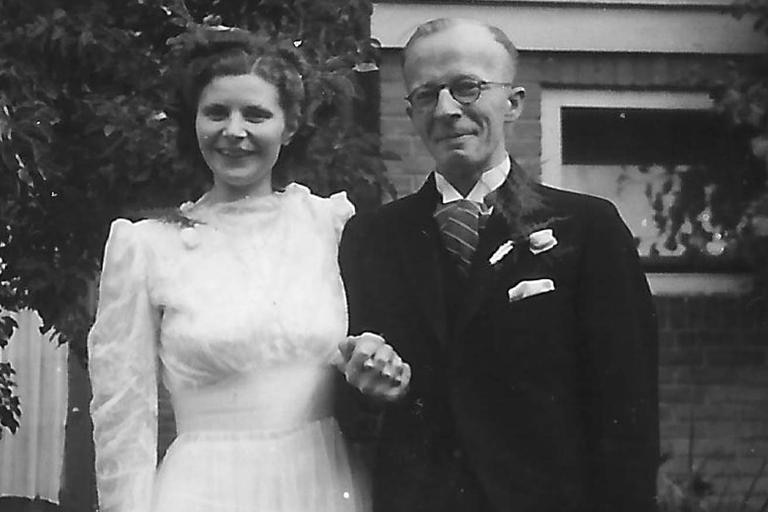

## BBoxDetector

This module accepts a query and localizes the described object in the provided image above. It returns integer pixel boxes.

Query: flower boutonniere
[528,228,558,255]
[175,202,201,249]
[159,201,203,250]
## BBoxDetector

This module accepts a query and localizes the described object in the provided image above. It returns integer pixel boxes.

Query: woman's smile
[215,147,257,158]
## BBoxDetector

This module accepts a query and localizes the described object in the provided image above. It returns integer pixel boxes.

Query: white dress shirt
[434,156,510,206]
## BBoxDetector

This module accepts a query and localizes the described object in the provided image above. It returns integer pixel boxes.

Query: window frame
[540,88,753,295]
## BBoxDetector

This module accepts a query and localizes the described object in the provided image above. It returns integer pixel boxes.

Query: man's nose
[433,88,462,118]
[223,113,247,137]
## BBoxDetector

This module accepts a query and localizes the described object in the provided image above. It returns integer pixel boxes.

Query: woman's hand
[336,332,411,402]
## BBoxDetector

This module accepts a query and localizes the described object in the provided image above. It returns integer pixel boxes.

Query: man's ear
[405,103,413,120]
[506,86,526,121]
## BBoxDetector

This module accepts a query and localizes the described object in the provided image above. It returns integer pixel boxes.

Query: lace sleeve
[88,219,159,512]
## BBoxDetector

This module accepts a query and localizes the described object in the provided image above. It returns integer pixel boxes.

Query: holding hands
[337,332,411,402]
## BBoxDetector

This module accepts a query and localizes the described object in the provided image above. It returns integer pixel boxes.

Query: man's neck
[437,155,507,197]
[442,173,480,197]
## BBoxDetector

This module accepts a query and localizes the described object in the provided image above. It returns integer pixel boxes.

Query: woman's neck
[205,181,273,204]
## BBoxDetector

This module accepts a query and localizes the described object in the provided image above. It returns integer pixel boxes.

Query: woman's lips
[215,148,256,158]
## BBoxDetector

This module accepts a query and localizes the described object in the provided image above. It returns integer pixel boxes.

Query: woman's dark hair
[169,27,309,186]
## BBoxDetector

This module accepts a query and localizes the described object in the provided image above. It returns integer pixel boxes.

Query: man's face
[403,25,522,181]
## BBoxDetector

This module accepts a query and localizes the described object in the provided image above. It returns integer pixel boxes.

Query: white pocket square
[507,279,555,303]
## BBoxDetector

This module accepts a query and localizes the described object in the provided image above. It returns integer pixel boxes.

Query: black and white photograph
[0,1,766,511]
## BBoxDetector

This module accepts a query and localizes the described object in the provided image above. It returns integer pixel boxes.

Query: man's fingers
[388,356,405,381]
[399,362,411,385]
[371,344,396,372]
[348,333,386,369]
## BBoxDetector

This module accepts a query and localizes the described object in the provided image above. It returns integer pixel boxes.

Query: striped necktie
[434,199,484,276]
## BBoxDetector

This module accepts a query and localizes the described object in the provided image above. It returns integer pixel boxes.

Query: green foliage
[653,1,768,288]
[0,0,388,437]
[710,2,768,296]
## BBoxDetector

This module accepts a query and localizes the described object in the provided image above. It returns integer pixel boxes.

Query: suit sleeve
[576,200,659,512]
[339,214,375,337]
[336,214,384,443]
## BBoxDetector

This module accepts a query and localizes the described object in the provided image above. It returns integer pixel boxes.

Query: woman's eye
[202,105,229,120]
[242,107,271,123]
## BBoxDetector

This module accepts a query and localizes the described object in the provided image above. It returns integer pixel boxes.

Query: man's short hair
[401,18,519,74]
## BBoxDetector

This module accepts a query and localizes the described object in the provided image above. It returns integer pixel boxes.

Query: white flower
[489,240,514,265]
[179,226,200,250]
[528,229,558,255]
[179,201,194,214]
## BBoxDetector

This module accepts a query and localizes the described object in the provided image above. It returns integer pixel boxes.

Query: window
[541,89,756,275]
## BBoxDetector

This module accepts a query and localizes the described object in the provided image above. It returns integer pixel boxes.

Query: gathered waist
[171,365,336,434]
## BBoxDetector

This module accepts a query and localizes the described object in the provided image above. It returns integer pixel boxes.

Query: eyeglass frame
[404,77,519,110]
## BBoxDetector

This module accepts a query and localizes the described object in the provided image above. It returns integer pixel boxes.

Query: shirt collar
[434,156,510,204]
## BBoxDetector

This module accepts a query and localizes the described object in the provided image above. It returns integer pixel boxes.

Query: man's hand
[336,332,411,402]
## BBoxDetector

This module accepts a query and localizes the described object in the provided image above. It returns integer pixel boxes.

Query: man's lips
[434,132,475,143]
[433,130,475,142]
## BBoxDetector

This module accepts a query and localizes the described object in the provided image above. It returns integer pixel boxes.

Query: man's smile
[434,131,476,142]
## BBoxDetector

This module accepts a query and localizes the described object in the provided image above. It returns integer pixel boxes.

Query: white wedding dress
[88,183,369,512]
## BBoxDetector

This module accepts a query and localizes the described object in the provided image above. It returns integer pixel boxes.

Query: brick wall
[657,295,768,510]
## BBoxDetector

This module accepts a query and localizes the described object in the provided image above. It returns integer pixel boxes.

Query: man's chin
[434,148,475,168]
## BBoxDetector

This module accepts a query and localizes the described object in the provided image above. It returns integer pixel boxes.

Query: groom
[338,18,659,512]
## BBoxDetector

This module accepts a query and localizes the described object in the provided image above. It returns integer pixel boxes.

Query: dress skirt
[152,417,369,512]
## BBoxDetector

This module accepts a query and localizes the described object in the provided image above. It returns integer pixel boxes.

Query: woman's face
[195,74,292,199]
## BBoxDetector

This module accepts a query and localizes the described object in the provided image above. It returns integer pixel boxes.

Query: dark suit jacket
[338,173,659,512]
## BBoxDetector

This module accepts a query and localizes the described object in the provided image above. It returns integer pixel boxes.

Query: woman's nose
[433,88,462,118]
[222,113,247,137]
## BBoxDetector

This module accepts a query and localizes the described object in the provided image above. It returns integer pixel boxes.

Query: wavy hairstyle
[168,26,310,188]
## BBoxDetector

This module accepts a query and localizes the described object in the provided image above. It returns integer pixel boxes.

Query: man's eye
[452,80,480,95]
[412,87,436,103]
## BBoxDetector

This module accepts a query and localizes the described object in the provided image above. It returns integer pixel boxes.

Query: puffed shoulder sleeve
[328,190,356,243]
[88,219,160,512]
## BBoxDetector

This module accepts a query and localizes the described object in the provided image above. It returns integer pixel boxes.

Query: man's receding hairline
[401,18,519,73]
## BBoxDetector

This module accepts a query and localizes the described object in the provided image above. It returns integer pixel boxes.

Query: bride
[87,26,409,512]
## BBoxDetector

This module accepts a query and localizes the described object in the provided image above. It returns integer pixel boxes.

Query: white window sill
[647,273,755,296]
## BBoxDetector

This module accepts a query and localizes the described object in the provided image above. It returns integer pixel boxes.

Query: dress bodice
[144,184,352,391]
[87,183,355,512]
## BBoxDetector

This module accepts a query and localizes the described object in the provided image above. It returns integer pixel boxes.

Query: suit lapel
[395,176,449,347]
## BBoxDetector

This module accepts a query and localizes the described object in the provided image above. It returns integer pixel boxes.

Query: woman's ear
[281,122,297,146]
[506,86,526,121]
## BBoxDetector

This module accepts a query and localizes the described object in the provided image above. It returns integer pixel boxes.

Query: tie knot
[435,199,483,222]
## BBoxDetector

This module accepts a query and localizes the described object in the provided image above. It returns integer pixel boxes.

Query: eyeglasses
[405,77,514,110]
